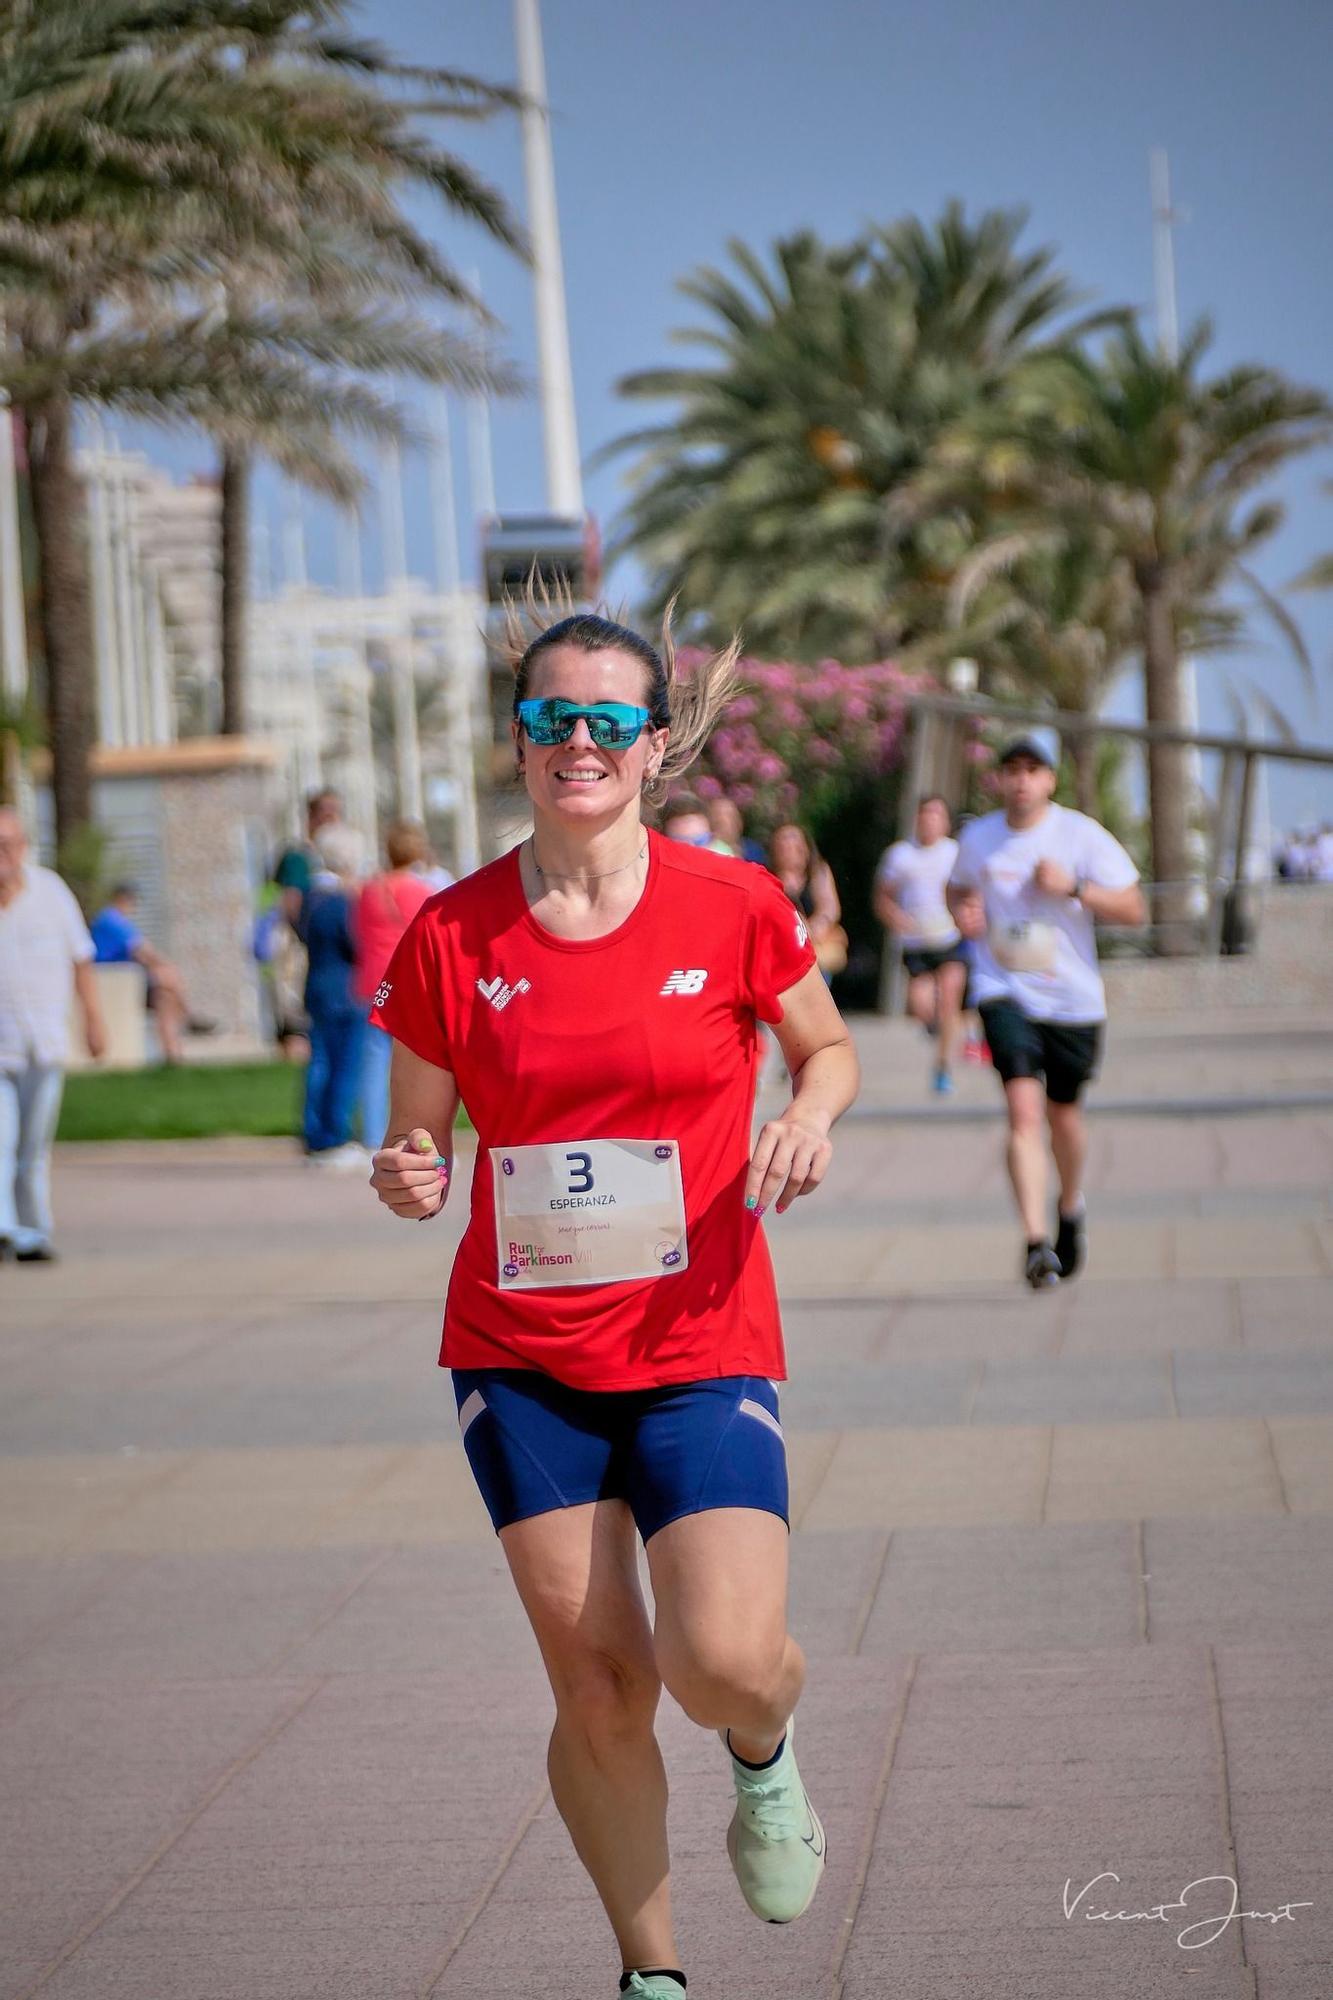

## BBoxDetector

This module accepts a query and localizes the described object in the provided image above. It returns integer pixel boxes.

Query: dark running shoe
[1024,1240,1062,1291]
[16,1242,58,1263]
[1055,1202,1087,1281]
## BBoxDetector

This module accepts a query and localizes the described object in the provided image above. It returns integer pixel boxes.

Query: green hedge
[57,1062,305,1142]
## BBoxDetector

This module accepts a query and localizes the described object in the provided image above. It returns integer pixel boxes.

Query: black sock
[1026,1237,1048,1254]
[727,1729,786,1771]
[620,1972,686,1993]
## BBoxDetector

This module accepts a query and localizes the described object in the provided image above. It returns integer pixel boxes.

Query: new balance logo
[660,969,708,996]
[477,973,531,1012]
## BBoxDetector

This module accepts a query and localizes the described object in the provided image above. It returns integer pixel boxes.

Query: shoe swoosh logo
[801,1808,825,1859]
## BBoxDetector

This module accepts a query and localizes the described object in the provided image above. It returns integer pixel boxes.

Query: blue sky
[130,0,1333,825]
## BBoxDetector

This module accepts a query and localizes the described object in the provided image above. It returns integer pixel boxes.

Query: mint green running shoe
[723,1718,826,1923]
[621,1976,686,1998]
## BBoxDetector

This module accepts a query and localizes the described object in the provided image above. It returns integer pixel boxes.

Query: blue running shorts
[451,1368,789,1541]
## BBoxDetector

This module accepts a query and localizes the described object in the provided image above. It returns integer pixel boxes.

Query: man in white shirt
[0,809,106,1261]
[946,730,1145,1290]
[874,795,969,1094]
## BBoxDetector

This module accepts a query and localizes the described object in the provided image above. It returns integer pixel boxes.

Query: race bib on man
[990,919,1058,975]
[492,1139,689,1289]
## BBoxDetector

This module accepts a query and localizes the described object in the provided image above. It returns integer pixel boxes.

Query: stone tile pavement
[2,1011,1331,1999]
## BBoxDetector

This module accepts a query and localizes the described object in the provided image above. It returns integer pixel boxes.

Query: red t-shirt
[371,830,817,1390]
[353,871,433,1001]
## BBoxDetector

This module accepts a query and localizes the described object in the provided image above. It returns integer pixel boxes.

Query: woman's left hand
[745,1110,833,1218]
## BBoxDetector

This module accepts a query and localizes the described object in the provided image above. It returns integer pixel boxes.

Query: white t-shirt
[876,836,961,950]
[0,863,95,1072]
[949,805,1138,1024]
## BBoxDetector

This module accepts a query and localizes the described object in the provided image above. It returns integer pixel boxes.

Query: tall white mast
[514,0,583,518]
[1151,147,1203,843]
[1150,148,1180,363]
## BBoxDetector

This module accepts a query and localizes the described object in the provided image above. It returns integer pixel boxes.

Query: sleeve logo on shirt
[372,979,392,1008]
[660,968,709,995]
[795,915,809,950]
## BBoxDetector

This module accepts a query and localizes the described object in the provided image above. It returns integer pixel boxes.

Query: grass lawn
[57,1061,304,1143]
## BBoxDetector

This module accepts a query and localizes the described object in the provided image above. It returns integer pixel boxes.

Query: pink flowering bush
[682,653,930,832]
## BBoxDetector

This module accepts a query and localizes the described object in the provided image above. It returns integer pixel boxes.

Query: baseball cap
[998,725,1060,770]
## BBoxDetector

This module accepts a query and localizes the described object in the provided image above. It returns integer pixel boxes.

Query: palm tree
[602,204,1108,662]
[943,320,1332,944]
[939,528,1140,813]
[184,2,526,736]
[0,0,523,844]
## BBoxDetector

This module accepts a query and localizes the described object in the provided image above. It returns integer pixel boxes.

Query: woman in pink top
[354,822,436,1146]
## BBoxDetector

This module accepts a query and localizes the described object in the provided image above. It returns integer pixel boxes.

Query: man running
[946,727,1144,1289]
[368,604,860,1998]
[874,794,969,1094]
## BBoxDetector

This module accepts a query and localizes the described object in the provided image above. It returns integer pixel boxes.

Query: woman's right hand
[371,1127,449,1221]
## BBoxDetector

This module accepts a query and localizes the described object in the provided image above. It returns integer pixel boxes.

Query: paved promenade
[3,1011,1331,1999]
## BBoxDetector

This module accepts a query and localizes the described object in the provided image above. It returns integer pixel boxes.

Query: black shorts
[979,999,1104,1104]
[902,942,970,980]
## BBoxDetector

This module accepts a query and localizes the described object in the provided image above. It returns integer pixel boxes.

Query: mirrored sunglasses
[517,698,652,749]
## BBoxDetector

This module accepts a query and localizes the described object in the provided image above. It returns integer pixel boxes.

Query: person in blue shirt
[89,883,209,1065]
[296,826,368,1166]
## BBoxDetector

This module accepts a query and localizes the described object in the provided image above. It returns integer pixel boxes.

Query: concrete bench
[66,962,149,1071]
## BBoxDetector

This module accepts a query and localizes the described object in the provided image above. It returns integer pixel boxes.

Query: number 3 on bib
[492,1138,689,1289]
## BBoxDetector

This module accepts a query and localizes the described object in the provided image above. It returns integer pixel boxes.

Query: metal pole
[379,441,424,823]
[879,707,933,1015]
[0,396,29,706]
[1228,751,1259,956]
[108,448,142,745]
[336,505,378,850]
[465,273,499,537]
[430,395,461,598]
[282,491,321,799]
[1205,748,1238,956]
[429,398,479,874]
[84,443,121,747]
[514,0,584,518]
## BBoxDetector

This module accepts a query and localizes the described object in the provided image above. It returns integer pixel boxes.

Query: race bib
[990,919,1058,975]
[492,1139,689,1290]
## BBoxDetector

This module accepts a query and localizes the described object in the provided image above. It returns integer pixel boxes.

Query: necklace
[530,836,647,884]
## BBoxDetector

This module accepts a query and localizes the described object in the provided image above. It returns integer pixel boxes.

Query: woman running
[368,603,860,1998]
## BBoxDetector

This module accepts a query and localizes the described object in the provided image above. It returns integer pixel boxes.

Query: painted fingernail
[745,1195,757,1210]
[754,1205,767,1219]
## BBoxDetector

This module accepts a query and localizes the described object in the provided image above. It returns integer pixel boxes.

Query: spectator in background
[0,808,107,1262]
[354,821,434,1149]
[274,787,342,924]
[708,795,766,864]
[664,793,732,853]
[770,823,846,977]
[413,838,456,894]
[299,823,368,1167]
[89,883,211,1065]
